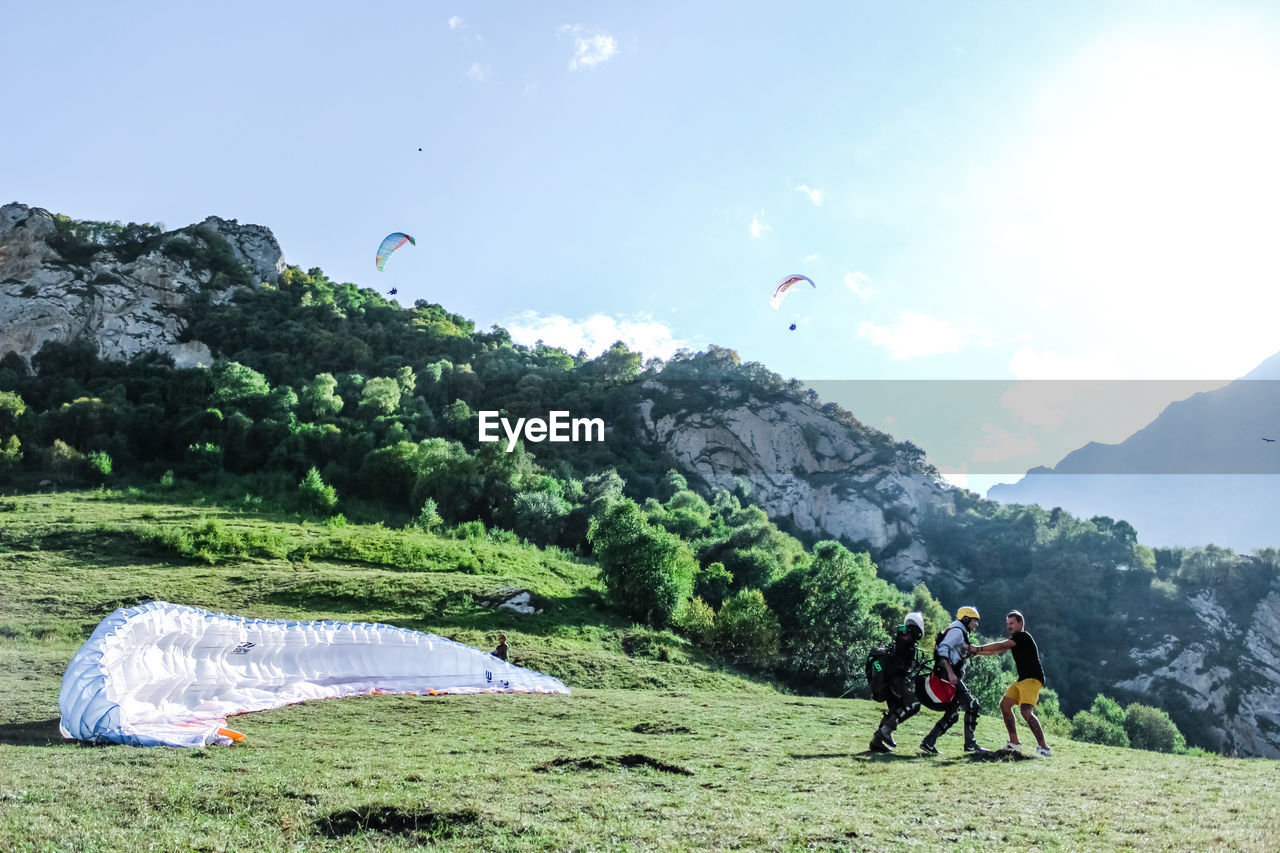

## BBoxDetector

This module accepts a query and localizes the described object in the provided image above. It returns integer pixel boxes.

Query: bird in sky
[387,287,398,295]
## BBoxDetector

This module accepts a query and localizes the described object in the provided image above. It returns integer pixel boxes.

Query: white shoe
[1005,741,1022,752]
[1035,745,1052,757]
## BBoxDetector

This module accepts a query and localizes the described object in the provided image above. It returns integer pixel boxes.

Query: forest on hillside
[3,219,1278,752]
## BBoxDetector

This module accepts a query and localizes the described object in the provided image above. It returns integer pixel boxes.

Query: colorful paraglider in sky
[376,232,415,271]
[771,274,814,330]
[770,274,815,310]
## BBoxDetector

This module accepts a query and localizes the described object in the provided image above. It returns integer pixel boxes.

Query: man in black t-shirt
[970,610,1051,757]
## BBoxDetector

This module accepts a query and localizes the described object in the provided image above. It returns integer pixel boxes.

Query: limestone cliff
[636,378,961,588]
[1117,589,1280,757]
[0,203,283,368]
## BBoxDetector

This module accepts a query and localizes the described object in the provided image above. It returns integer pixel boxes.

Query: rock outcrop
[1118,589,1280,757]
[0,203,284,369]
[636,379,960,587]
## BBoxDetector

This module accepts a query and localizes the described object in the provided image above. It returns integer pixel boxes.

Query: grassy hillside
[2,493,1278,851]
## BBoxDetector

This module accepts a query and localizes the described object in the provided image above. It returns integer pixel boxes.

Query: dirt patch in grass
[631,721,692,735]
[318,804,485,841]
[535,753,693,775]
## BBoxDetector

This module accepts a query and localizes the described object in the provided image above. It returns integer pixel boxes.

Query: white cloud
[559,25,618,71]
[803,253,820,262]
[448,16,466,30]
[843,271,873,298]
[503,311,690,360]
[856,311,967,359]
[1007,346,1126,380]
[795,184,825,206]
[465,63,490,83]
[750,214,771,240]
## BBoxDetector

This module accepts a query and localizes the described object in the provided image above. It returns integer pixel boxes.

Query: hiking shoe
[1035,745,1052,757]
[964,743,990,755]
[869,734,893,754]
[1004,741,1022,753]
[920,740,940,756]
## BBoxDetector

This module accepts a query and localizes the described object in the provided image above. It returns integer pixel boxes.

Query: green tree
[300,372,344,418]
[769,541,887,691]
[659,469,689,500]
[211,361,271,405]
[415,498,443,533]
[588,499,697,627]
[0,390,25,434]
[298,466,338,513]
[360,376,402,416]
[46,439,83,481]
[0,434,22,472]
[512,489,572,547]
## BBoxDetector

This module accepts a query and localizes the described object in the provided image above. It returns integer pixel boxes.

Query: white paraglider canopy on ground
[59,601,569,747]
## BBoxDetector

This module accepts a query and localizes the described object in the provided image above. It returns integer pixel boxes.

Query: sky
[4,0,1279,493]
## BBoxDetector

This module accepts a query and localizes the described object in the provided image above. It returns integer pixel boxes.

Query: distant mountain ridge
[989,351,1280,550]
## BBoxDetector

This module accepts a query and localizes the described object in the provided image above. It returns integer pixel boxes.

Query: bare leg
[1021,704,1046,748]
[1000,695,1019,743]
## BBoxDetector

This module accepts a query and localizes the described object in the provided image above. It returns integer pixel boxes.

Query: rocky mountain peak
[0,203,285,369]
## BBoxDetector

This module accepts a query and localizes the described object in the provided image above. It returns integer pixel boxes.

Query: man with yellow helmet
[920,605,987,755]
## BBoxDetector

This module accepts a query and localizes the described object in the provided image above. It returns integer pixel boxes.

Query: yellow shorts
[1004,678,1043,706]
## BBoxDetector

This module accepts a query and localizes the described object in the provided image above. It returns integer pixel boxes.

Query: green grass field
[2,492,1278,852]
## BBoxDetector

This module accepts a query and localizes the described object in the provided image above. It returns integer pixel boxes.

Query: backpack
[864,645,892,702]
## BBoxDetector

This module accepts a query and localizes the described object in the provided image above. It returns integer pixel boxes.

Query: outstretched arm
[970,639,1015,656]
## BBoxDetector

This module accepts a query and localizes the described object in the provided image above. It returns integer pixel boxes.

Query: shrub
[677,596,716,646]
[1033,687,1072,735]
[714,589,781,669]
[1124,703,1187,753]
[1071,694,1130,747]
[453,520,486,540]
[86,450,112,483]
[693,561,733,609]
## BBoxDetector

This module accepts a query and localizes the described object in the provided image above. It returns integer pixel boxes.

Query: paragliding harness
[865,639,930,702]
[916,625,968,711]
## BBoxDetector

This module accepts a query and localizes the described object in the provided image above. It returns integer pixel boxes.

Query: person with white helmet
[869,611,927,753]
[920,605,987,755]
